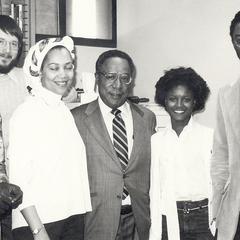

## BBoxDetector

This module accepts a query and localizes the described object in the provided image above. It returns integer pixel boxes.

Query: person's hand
[210,217,217,236]
[0,182,23,215]
[8,183,23,209]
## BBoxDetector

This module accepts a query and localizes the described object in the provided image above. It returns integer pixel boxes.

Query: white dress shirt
[167,118,210,201]
[98,97,133,205]
[149,118,214,240]
[9,87,92,229]
[0,68,27,179]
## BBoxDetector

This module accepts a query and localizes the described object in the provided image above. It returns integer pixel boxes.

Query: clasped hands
[0,182,22,219]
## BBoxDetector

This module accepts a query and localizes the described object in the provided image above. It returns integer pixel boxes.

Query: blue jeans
[162,200,214,240]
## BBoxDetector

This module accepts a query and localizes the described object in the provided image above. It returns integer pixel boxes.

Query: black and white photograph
[0,0,239,240]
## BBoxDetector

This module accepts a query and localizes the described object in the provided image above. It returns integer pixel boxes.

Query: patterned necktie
[112,109,129,199]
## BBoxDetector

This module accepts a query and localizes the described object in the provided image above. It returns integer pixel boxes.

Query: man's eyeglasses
[97,71,132,85]
[0,39,19,51]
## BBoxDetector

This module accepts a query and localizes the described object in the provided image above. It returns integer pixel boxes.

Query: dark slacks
[115,205,139,240]
[162,202,214,240]
[1,215,13,240]
[12,214,84,240]
[233,215,240,239]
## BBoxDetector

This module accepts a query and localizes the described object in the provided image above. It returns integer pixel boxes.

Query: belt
[121,205,132,215]
[177,198,208,214]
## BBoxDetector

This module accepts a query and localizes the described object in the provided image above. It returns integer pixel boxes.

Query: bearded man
[0,15,26,240]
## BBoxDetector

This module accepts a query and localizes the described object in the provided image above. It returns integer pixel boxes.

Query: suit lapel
[128,103,145,169]
[84,100,121,169]
[224,80,240,144]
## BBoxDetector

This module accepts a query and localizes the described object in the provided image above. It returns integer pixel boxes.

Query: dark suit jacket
[71,99,156,240]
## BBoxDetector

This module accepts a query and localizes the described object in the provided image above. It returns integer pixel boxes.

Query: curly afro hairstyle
[230,11,240,40]
[155,67,210,113]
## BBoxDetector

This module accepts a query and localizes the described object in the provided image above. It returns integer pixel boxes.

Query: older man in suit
[211,11,240,240]
[72,50,156,240]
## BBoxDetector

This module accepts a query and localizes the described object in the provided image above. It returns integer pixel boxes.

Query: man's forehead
[102,57,130,70]
[0,29,18,42]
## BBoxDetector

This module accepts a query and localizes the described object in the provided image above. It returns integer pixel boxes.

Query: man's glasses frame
[0,38,19,51]
[97,71,132,85]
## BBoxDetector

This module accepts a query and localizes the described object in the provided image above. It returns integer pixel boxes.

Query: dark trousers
[162,201,214,240]
[115,205,139,240]
[233,215,240,240]
[1,215,13,240]
[12,214,84,240]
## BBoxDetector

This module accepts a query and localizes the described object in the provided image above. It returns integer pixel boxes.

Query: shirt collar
[33,87,63,106]
[166,116,194,134]
[0,67,18,82]
[184,117,194,134]
[8,68,19,83]
[98,96,131,117]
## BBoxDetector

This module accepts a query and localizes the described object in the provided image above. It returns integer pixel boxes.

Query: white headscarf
[23,36,75,91]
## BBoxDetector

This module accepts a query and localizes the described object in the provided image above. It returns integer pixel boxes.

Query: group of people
[0,9,239,240]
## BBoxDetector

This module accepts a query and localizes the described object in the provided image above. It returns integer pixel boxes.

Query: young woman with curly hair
[149,67,215,240]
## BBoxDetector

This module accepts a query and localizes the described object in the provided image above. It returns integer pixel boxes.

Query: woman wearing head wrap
[8,36,92,240]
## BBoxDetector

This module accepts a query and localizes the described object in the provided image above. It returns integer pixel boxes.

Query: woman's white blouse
[9,88,92,229]
[149,118,214,240]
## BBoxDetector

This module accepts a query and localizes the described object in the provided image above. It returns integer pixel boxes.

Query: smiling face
[232,22,240,59]
[97,57,132,109]
[41,47,74,97]
[0,29,19,73]
[165,84,195,129]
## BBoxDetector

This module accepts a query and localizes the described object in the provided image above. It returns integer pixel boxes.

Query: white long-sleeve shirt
[149,118,214,240]
[9,87,92,229]
[0,68,27,180]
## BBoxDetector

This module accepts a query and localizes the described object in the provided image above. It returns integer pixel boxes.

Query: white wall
[76,0,240,128]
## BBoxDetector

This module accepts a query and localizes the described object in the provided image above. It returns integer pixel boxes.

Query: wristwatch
[32,226,44,235]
